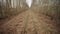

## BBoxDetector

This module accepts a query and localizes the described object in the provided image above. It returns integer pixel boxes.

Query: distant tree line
[0,0,28,18]
[31,0,60,23]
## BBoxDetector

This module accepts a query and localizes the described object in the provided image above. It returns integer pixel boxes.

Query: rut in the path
[0,9,59,34]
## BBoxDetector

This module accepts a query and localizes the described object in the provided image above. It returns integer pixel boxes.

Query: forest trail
[0,9,59,34]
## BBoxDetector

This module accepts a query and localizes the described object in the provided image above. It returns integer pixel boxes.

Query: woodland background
[0,0,60,23]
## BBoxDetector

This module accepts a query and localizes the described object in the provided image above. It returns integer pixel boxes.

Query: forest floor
[0,9,60,34]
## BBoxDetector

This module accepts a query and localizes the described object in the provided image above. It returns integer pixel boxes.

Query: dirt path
[0,9,59,34]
